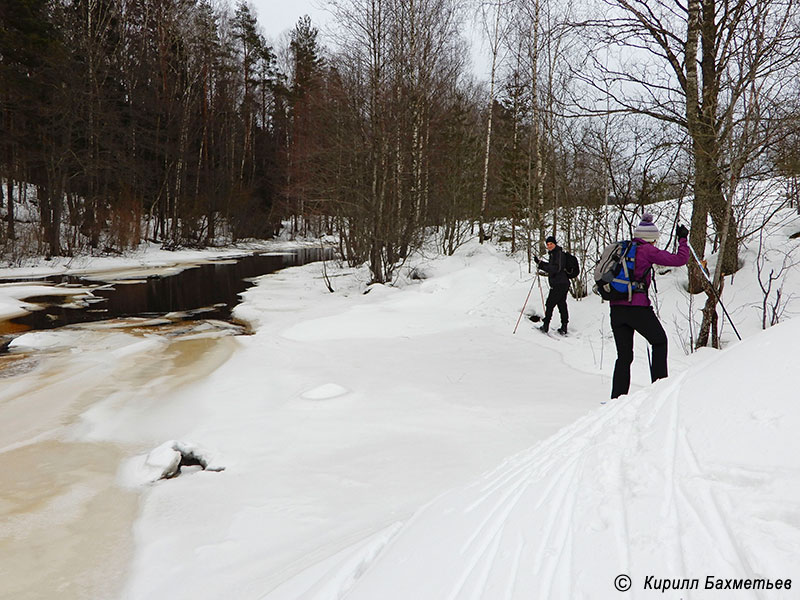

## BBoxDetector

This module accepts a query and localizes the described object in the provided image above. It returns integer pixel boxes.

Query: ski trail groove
[677,430,762,593]
[531,457,583,597]
[660,386,692,580]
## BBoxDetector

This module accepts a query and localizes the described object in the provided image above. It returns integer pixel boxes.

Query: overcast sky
[251,0,331,44]
[249,0,489,78]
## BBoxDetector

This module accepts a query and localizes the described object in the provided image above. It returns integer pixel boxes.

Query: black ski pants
[544,283,570,327]
[610,305,668,399]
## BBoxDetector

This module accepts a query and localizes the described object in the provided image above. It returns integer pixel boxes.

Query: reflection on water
[0,320,31,336]
[0,248,330,338]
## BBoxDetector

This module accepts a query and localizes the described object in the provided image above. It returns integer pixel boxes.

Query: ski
[538,327,568,337]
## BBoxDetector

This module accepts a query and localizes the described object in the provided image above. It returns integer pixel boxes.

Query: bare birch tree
[574,0,800,347]
[478,0,512,243]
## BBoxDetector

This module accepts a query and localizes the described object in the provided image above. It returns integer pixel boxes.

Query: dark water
[0,247,331,338]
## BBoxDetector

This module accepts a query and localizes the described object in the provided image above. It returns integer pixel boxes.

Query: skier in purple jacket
[610,213,690,399]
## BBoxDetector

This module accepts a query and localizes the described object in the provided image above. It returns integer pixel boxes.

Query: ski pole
[513,279,536,334]
[687,241,742,341]
[537,270,546,314]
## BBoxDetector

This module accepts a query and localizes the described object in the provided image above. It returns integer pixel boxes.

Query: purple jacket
[610,237,690,307]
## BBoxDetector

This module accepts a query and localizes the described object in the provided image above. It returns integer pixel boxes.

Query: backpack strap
[628,243,650,297]
[549,247,565,273]
[623,241,634,301]
[610,241,648,301]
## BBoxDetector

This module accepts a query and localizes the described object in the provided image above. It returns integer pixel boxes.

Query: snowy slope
[266,319,800,600]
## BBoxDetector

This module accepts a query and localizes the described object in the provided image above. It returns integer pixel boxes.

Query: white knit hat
[634,213,660,242]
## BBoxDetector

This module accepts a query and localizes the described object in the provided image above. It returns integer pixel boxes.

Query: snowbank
[117,239,610,600]
[0,239,322,281]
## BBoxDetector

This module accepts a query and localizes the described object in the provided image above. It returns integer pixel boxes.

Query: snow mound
[9,331,78,351]
[301,383,349,401]
[271,319,800,599]
[120,441,225,486]
[0,282,96,320]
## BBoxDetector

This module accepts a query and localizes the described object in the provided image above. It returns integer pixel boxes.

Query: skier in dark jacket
[609,213,690,399]
[534,235,570,335]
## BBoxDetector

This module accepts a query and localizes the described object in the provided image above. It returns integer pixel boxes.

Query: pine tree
[0,0,59,244]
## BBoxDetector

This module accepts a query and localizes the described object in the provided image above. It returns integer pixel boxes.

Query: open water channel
[0,246,331,600]
[0,247,330,339]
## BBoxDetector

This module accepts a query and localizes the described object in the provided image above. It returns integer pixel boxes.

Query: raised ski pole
[513,278,537,334]
[687,241,742,341]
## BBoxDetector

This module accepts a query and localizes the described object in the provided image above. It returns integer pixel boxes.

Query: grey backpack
[593,241,646,301]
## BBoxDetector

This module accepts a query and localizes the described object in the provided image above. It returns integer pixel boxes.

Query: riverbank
[0,240,325,600]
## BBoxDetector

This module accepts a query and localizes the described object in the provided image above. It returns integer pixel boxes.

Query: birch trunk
[479,0,503,244]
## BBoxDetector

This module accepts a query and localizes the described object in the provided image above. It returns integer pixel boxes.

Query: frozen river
[0,249,329,599]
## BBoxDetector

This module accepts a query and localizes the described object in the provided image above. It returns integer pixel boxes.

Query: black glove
[676,224,689,239]
[534,257,542,266]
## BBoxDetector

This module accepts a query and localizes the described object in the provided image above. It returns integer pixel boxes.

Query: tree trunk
[4,108,16,241]
[686,0,739,297]
[5,178,14,242]
[696,277,724,349]
[479,1,502,244]
[526,0,543,270]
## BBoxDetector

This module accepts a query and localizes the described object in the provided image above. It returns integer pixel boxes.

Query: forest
[2,0,800,343]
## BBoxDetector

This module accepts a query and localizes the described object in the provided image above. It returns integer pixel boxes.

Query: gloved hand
[534,257,542,266]
[676,224,689,239]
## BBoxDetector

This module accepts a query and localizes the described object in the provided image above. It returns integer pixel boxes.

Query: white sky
[250,0,331,44]
[249,0,491,78]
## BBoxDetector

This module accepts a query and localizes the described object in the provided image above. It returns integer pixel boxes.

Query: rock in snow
[128,441,225,484]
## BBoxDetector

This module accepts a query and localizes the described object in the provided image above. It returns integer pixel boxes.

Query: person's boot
[539,320,550,333]
[557,323,568,335]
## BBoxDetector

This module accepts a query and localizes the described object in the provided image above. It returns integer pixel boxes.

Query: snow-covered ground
[2,209,800,600]
[272,320,800,600]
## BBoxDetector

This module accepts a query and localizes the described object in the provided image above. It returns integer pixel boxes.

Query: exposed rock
[144,440,225,481]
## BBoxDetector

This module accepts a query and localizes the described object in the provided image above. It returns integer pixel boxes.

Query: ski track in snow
[320,358,799,600]
[262,522,404,600]
[436,399,625,599]
[676,431,760,593]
